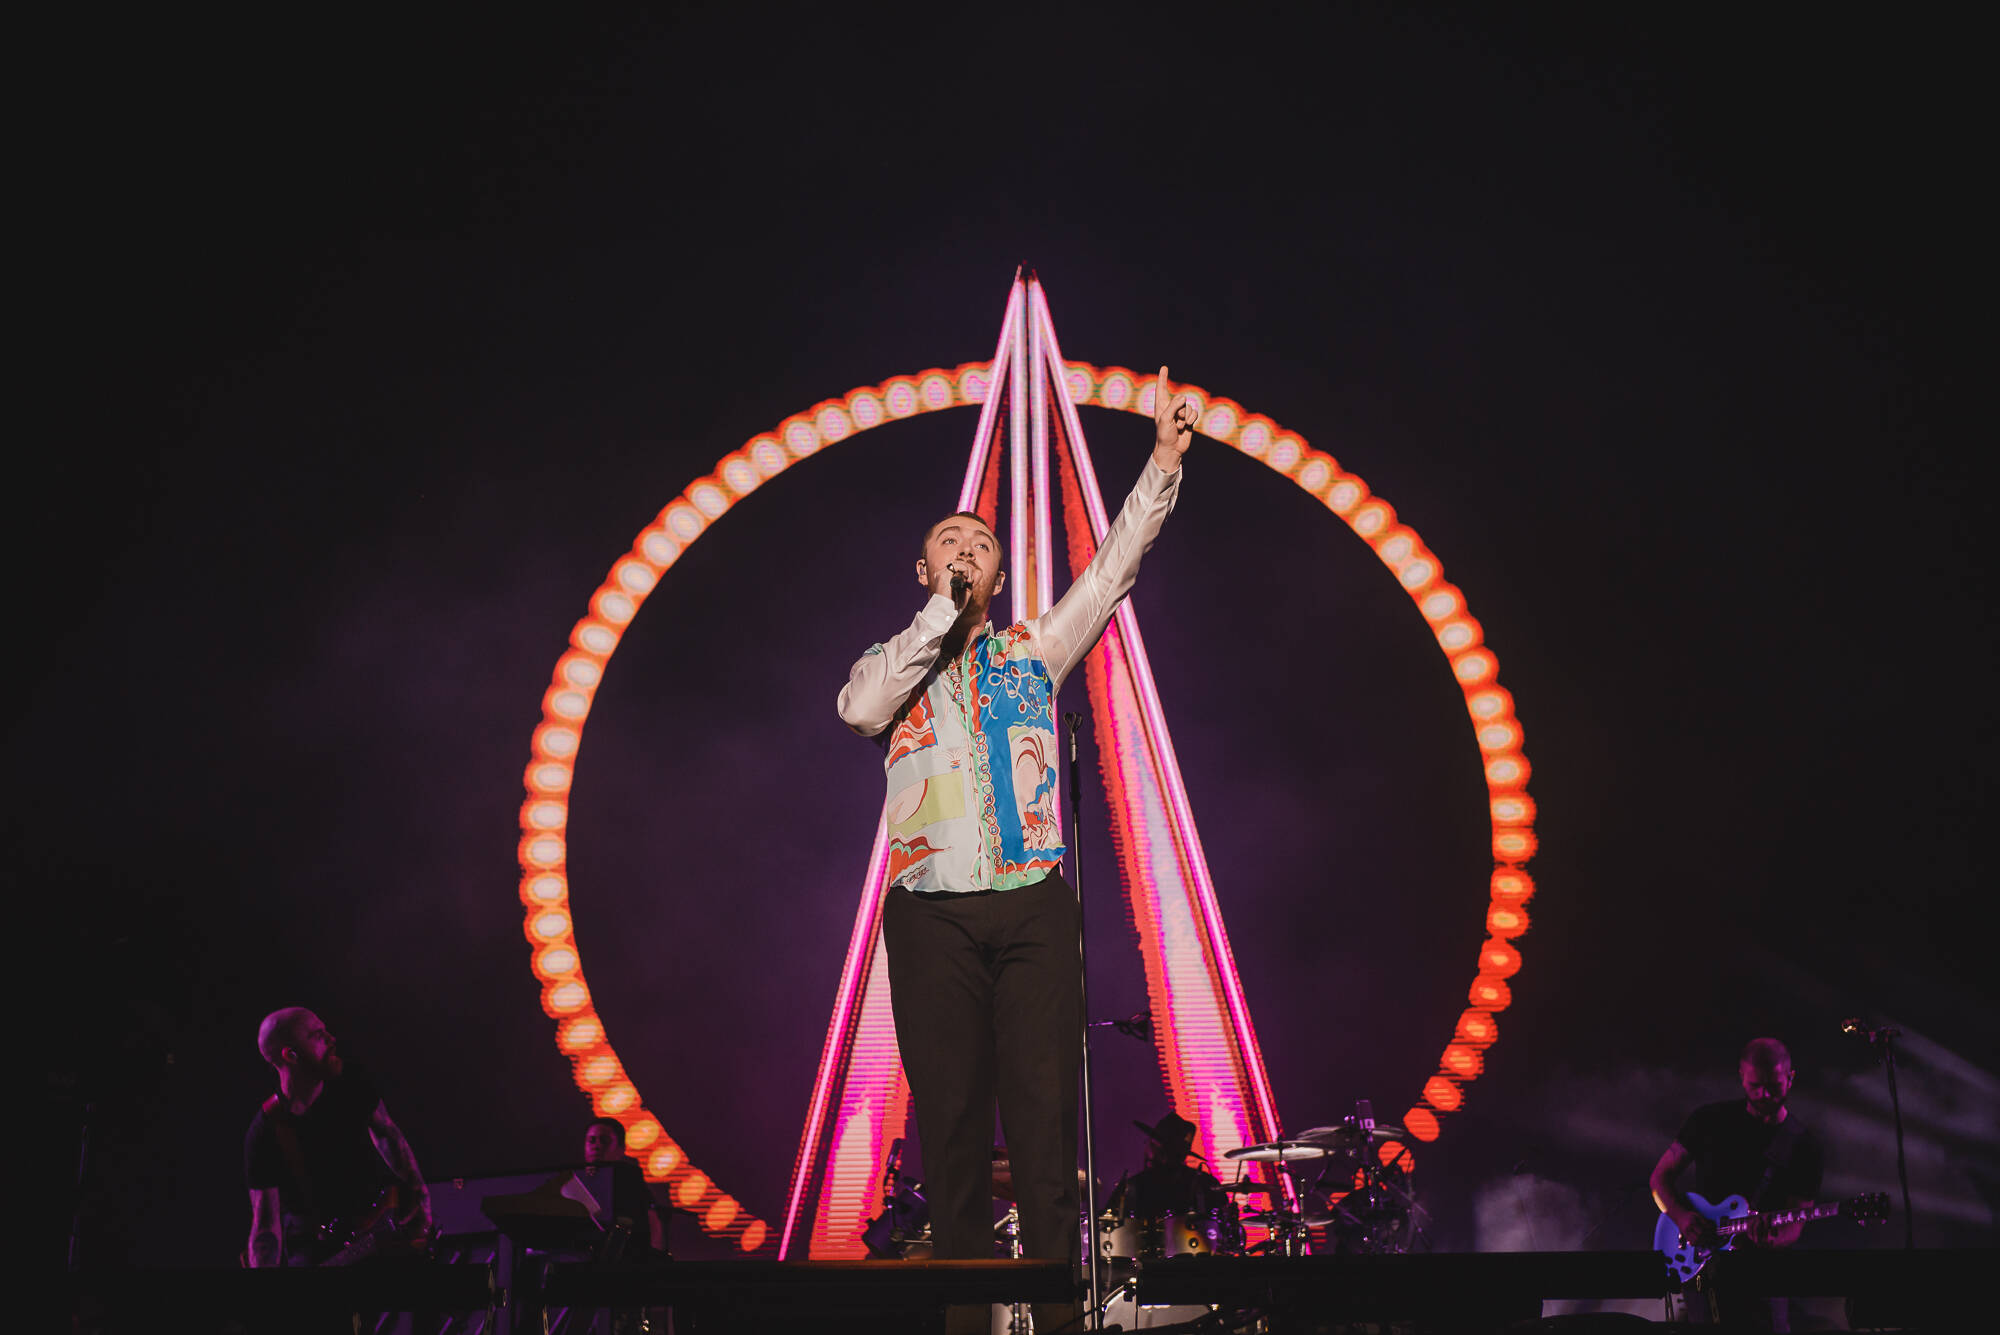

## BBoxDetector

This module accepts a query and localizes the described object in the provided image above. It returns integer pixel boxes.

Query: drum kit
[861,1100,1426,1269]
[1219,1108,1427,1258]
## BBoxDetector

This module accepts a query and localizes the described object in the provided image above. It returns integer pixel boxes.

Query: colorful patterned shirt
[837,457,1181,893]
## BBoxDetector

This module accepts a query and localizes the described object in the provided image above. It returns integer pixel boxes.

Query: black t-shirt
[244,1068,392,1251]
[1112,1162,1226,1219]
[606,1159,661,1251]
[1675,1099,1824,1208]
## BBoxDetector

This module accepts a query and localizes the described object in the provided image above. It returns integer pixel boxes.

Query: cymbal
[1294,1125,1367,1150]
[1221,1181,1274,1194]
[1297,1123,1412,1147]
[1224,1139,1330,1162]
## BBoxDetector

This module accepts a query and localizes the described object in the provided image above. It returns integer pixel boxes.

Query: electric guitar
[1655,1191,1890,1282]
[315,1184,435,1266]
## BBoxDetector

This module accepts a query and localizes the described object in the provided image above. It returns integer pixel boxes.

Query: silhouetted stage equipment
[66,1262,492,1330]
[544,1258,1071,1327]
[67,1248,1985,1332]
[535,1249,1982,1331]
[477,1171,613,1252]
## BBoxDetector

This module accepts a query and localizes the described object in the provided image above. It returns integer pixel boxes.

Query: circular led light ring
[520,360,1536,1247]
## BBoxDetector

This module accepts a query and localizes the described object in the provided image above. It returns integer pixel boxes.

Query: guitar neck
[1717,1200,1841,1234]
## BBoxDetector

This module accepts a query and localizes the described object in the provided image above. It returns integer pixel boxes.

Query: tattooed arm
[368,1099,433,1229]
[246,1187,284,1267]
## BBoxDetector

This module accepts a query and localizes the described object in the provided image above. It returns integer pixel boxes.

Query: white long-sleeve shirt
[837,456,1181,892]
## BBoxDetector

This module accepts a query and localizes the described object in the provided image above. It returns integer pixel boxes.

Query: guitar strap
[262,1093,317,1222]
[1749,1114,1804,1209]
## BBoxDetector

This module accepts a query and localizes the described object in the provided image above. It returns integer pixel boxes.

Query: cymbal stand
[998,1206,1031,1334]
[1270,1159,1311,1258]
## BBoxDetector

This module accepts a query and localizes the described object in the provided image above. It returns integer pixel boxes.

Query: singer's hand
[1153,365,1196,472]
[924,559,959,602]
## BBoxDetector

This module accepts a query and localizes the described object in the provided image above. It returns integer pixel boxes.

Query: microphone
[949,570,970,607]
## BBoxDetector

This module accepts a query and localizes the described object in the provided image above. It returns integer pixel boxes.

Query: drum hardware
[1220,1097,1425,1257]
[996,1205,1031,1335]
[1221,1139,1319,1257]
[1293,1100,1429,1256]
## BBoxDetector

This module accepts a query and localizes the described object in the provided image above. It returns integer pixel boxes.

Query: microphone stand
[1874,1029,1915,1248]
[1847,1019,1914,1248]
[1064,710,1104,1328]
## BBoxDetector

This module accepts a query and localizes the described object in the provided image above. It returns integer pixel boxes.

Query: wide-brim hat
[1132,1111,1197,1147]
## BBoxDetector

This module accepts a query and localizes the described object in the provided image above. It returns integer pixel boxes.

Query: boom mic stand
[1846,1020,1915,1248]
[1064,710,1104,1327]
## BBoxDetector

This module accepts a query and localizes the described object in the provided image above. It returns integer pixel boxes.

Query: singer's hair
[585,1115,626,1149]
[1740,1036,1791,1070]
[921,511,1004,564]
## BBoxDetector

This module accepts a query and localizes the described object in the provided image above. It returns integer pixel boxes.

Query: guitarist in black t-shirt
[243,1007,433,1267]
[1650,1037,1824,1328]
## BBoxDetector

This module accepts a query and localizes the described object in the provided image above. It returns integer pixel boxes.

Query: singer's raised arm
[1033,458,1181,692]
[836,594,960,736]
[1034,365,1196,690]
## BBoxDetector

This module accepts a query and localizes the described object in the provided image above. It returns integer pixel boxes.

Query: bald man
[1651,1037,1824,1328]
[243,1007,431,1267]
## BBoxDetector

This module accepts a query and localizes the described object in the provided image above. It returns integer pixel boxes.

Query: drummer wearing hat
[1109,1111,1230,1224]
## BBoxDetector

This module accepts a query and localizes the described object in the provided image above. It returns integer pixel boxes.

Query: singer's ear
[992,569,1006,594]
[915,558,928,587]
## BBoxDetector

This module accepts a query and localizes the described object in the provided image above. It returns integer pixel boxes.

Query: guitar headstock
[1847,1192,1892,1225]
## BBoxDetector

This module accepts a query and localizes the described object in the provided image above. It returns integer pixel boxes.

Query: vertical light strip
[777,813,891,1258]
[1035,288,1112,536]
[1028,279,1054,618]
[1037,299,1288,1152]
[1008,280,1030,627]
[807,937,911,1257]
[955,275,1021,513]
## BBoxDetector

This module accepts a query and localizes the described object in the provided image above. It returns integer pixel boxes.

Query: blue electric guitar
[1655,1191,1889,1282]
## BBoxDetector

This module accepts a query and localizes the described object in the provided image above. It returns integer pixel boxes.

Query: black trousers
[883,873,1084,1328]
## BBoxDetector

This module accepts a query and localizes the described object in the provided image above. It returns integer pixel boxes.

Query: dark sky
[35,5,1993,1269]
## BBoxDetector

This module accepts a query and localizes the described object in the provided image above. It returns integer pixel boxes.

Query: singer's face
[918,516,1003,606]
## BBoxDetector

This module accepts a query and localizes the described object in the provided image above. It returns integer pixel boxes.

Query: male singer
[837,366,1195,1328]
